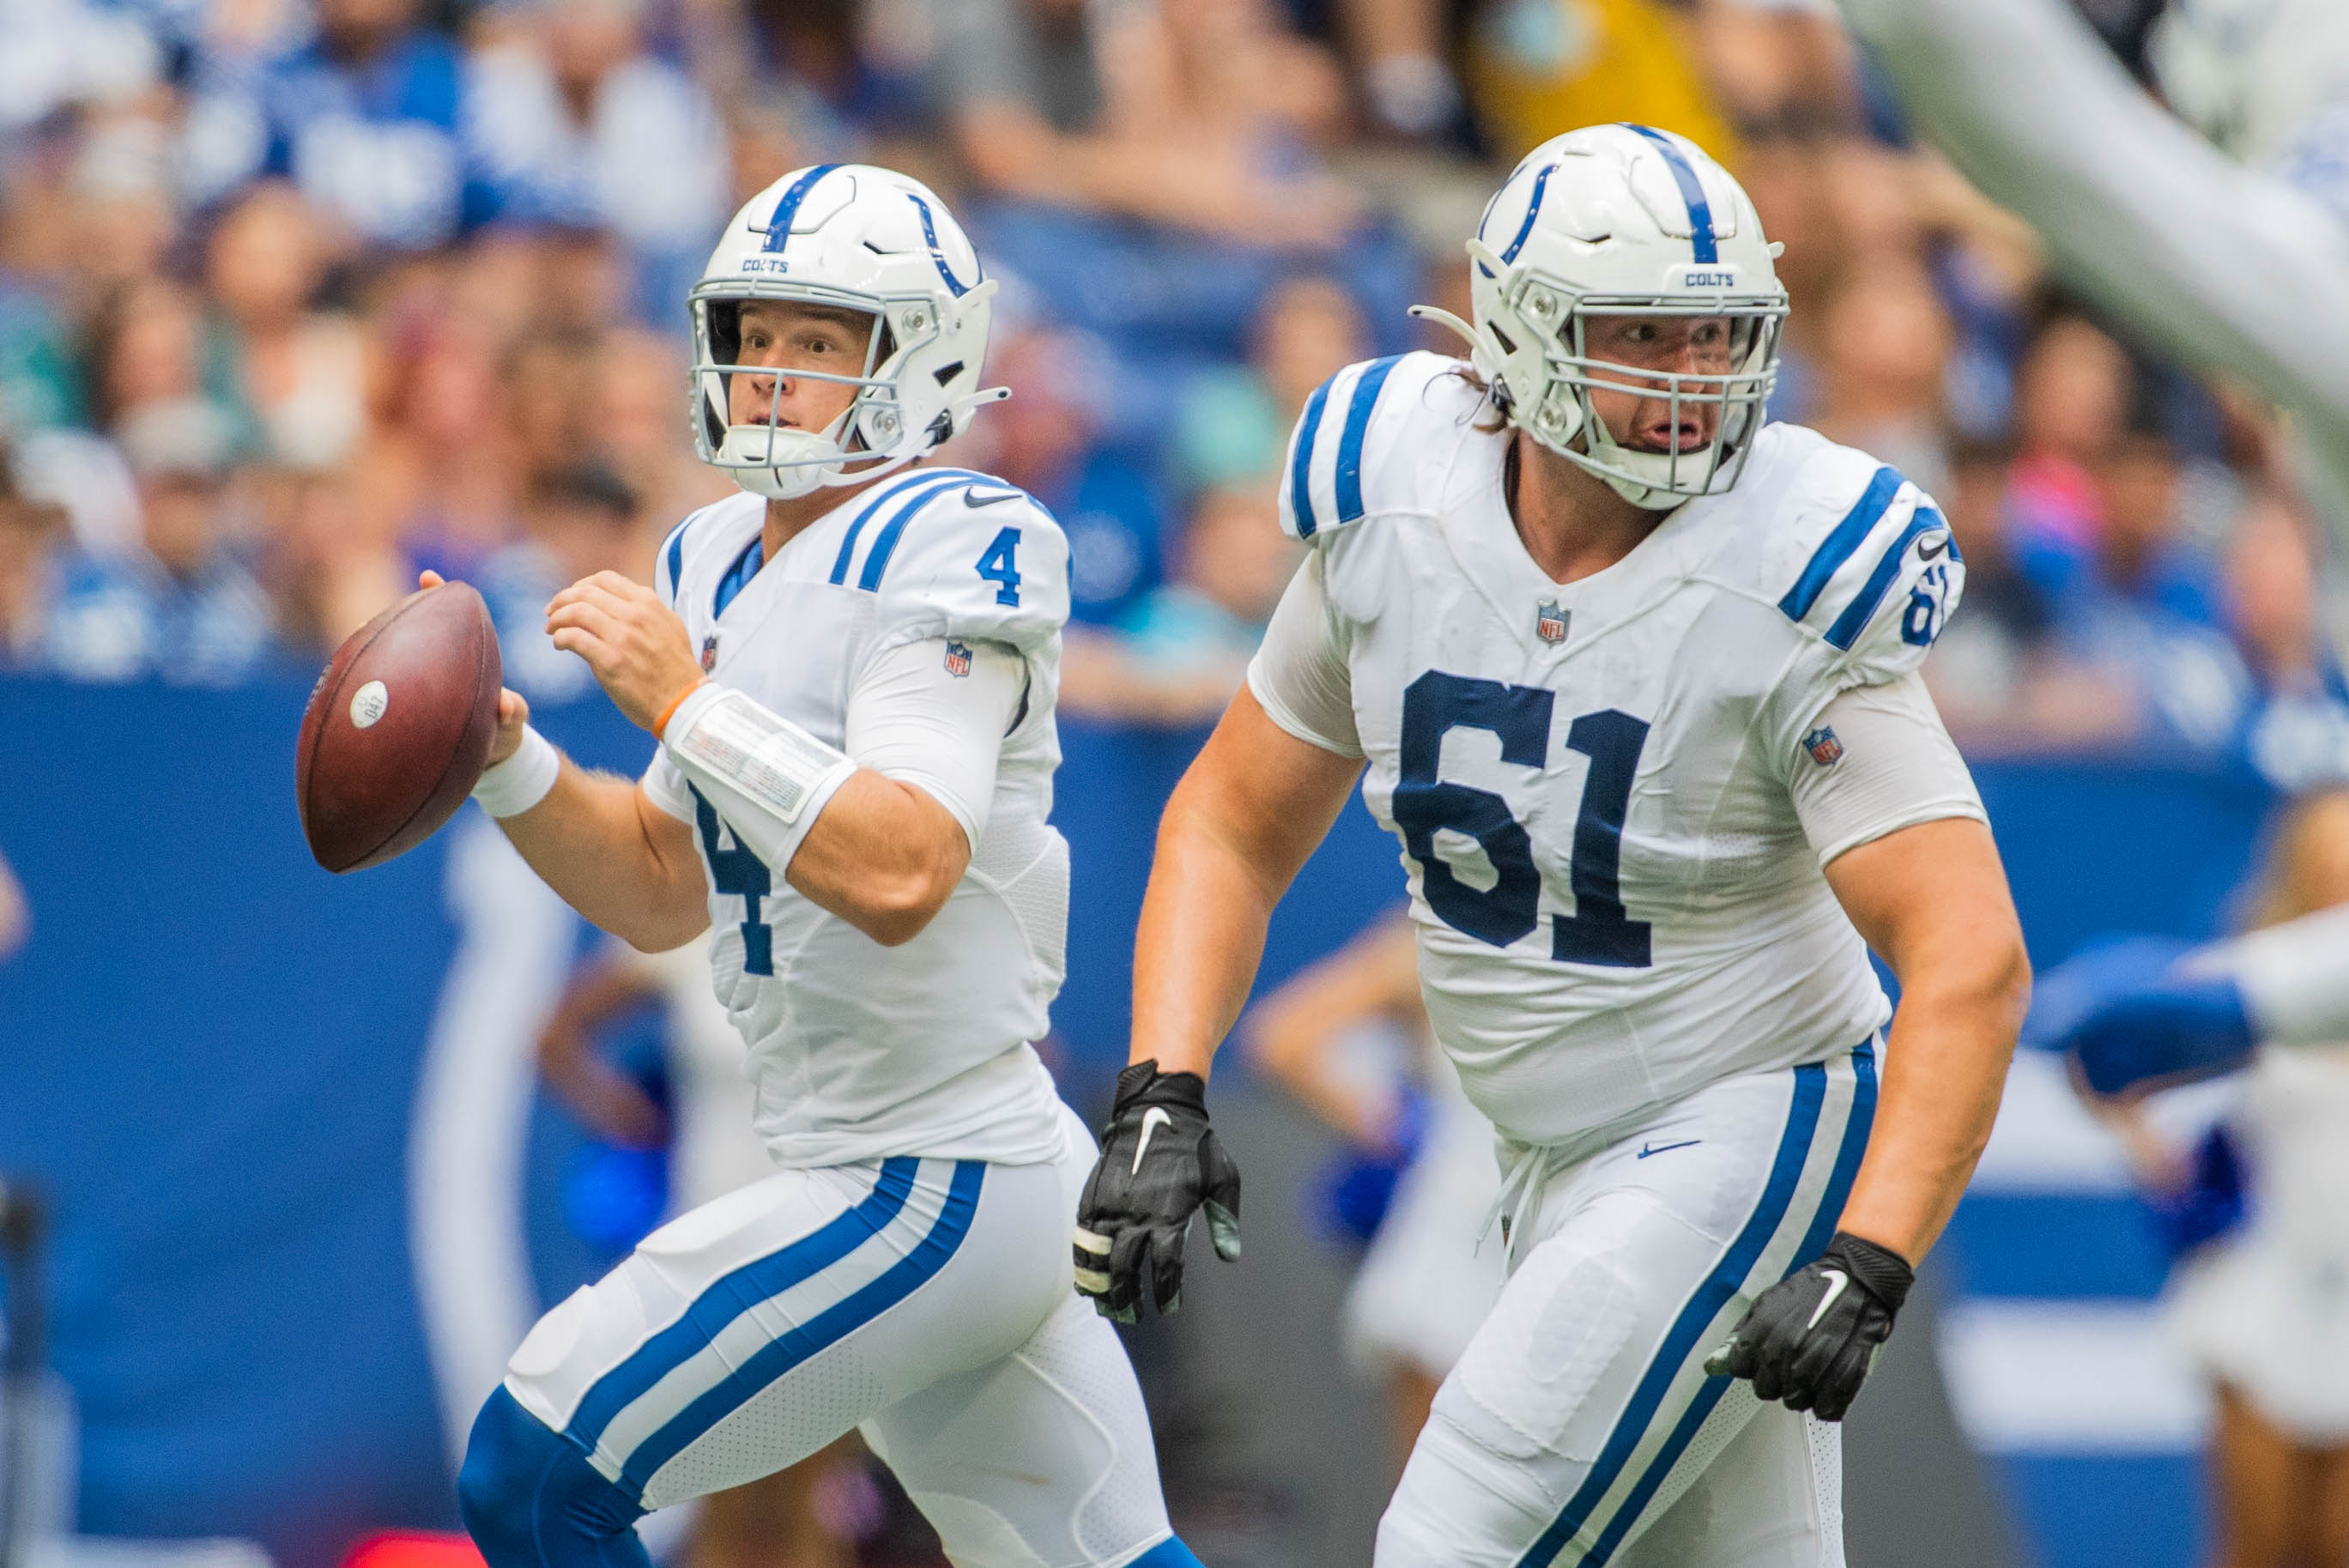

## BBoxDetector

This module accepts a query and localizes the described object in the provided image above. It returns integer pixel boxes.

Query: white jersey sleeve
[848,635,1026,847]
[1279,351,1472,542]
[2198,903,2349,1048]
[1761,449,1965,697]
[1784,672,1986,866]
[857,475,1070,657]
[1247,551,1363,757]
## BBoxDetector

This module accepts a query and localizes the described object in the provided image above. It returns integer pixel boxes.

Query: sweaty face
[726,301,876,437]
[1578,314,1736,455]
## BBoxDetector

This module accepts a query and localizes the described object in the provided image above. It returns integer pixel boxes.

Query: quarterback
[1074,125,2031,1565]
[447,165,1197,1568]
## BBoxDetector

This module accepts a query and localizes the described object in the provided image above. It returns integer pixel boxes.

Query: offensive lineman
[446,164,1200,1568]
[1072,124,2031,1565]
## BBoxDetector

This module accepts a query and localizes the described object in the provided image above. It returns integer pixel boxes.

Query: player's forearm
[782,772,969,947]
[1130,790,1285,1081]
[495,760,709,951]
[1838,947,2029,1262]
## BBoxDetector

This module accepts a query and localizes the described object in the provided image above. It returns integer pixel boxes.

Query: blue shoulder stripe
[1334,355,1404,526]
[1824,506,1946,651]
[660,513,694,605]
[826,468,989,587]
[1288,378,1334,538]
[1776,465,1904,623]
[858,476,984,591]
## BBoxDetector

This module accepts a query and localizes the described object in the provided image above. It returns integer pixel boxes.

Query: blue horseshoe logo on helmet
[906,194,979,298]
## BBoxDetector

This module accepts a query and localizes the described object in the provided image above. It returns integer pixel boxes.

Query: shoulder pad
[832,466,1069,652]
[1280,351,1480,541]
[1767,444,1965,683]
[656,494,755,610]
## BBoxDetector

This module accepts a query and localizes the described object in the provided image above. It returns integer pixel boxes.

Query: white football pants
[499,1105,1178,1567]
[1377,1038,1879,1568]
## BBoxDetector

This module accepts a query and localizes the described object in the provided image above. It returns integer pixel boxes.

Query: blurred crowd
[0,0,2344,784]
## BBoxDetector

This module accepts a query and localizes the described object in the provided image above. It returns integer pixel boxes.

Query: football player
[445,164,1200,1568]
[1072,125,2031,1565]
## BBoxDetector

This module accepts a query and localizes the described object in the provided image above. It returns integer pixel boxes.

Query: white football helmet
[1416,124,1788,510]
[689,164,1006,500]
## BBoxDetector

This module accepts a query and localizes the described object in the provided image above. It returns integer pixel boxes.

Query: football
[295,582,504,873]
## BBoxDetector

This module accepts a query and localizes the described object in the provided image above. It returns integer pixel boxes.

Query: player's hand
[1704,1232,1912,1422]
[420,570,530,765]
[1074,1059,1242,1322]
[545,571,703,735]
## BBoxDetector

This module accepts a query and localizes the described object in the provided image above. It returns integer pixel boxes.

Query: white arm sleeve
[1788,672,1988,867]
[844,636,1025,849]
[1837,0,2349,512]
[1245,551,1363,758]
[2195,904,2349,1048]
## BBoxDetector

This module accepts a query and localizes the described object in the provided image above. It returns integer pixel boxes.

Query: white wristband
[471,724,561,818]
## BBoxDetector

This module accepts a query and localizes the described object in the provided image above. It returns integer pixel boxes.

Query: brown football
[296,582,503,873]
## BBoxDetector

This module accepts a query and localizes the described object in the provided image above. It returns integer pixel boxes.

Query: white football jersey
[1265,353,1965,1147]
[640,466,1072,1168]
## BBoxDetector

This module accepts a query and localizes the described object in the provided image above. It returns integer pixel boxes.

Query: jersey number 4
[1392,669,1652,967]
[690,785,774,976]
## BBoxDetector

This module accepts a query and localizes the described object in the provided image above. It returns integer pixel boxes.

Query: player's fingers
[1107,1224,1153,1315]
[584,569,655,603]
[548,601,624,647]
[548,627,615,669]
[1147,1220,1189,1314]
[419,569,446,590]
[1200,1130,1243,1261]
[498,688,530,728]
[1073,1223,1114,1299]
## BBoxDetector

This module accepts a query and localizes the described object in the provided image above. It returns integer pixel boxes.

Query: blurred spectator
[2227,493,2349,790]
[80,277,245,445]
[44,399,273,684]
[0,442,68,667]
[592,326,732,530]
[960,324,1170,628]
[1808,261,1955,499]
[263,461,413,651]
[1462,0,1736,164]
[481,461,645,702]
[935,0,1357,246]
[204,0,504,253]
[1173,273,1367,496]
[1061,481,1298,724]
[1925,439,2138,754]
[363,294,518,578]
[0,845,22,960]
[204,181,366,469]
[2006,314,2132,568]
[467,0,729,318]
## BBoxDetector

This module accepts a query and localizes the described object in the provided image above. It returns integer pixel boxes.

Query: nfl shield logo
[1803,726,1845,766]
[1535,601,1569,645]
[699,634,719,673]
[943,639,973,678]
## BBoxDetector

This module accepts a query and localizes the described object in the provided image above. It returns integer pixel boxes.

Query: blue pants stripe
[1581,1040,1881,1565]
[618,1159,989,1497]
[1513,1061,1831,1568]
[564,1157,922,1450]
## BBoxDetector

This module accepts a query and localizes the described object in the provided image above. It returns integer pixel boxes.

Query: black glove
[1073,1059,1242,1322]
[1703,1232,1913,1422]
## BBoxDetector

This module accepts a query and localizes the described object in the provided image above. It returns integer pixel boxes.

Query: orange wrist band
[652,676,707,740]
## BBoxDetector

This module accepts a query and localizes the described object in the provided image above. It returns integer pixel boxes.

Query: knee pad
[459,1386,649,1568]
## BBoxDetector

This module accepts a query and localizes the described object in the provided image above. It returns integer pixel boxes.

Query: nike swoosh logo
[1638,1140,1700,1159]
[963,487,1020,507]
[1917,534,1949,560]
[1132,1107,1172,1173]
[1807,1268,1850,1330]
